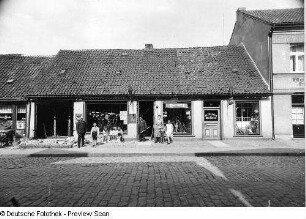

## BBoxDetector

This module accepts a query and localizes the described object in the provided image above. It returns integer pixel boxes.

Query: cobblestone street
[0,156,304,207]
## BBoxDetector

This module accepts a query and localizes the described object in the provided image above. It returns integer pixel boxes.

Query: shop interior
[36,101,73,138]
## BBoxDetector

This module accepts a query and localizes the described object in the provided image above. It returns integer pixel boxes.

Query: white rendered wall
[221,100,234,139]
[28,102,36,138]
[154,100,163,121]
[260,97,273,138]
[127,100,138,139]
[192,100,203,138]
[274,95,293,139]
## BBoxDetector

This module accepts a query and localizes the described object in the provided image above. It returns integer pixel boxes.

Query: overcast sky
[0,0,303,55]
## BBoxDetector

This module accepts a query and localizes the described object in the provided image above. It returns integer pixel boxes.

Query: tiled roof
[241,8,304,25]
[30,45,269,97]
[0,55,53,100]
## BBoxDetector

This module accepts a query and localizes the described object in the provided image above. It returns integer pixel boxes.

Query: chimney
[145,44,153,50]
[236,7,246,21]
[237,7,246,11]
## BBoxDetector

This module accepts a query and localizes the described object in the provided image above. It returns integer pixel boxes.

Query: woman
[165,120,174,144]
[90,123,99,146]
[154,115,163,143]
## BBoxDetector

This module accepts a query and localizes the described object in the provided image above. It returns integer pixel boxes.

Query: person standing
[90,123,99,147]
[154,115,163,143]
[138,116,147,142]
[165,120,174,144]
[76,117,87,148]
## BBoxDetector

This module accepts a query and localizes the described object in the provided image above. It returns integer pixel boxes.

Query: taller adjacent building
[230,8,304,139]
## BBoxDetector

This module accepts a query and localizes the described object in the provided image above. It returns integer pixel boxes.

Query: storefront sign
[165,103,188,109]
[0,115,12,120]
[204,111,218,121]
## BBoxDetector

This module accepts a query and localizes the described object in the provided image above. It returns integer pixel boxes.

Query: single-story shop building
[1,45,272,141]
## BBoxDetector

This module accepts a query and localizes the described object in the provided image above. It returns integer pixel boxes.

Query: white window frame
[290,44,304,73]
[234,101,261,136]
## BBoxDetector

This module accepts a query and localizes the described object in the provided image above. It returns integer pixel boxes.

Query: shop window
[86,102,127,134]
[0,105,13,130]
[235,102,260,135]
[290,44,304,72]
[16,106,26,136]
[163,102,192,135]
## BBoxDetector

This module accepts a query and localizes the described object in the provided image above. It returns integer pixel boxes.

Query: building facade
[230,8,304,139]
[1,45,272,141]
[0,55,52,138]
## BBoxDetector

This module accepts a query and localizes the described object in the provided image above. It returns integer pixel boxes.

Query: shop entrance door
[138,101,154,137]
[203,108,220,140]
[292,106,305,138]
[292,95,305,138]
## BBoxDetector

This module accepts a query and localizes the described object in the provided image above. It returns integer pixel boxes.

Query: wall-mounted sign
[165,103,188,109]
[204,110,218,121]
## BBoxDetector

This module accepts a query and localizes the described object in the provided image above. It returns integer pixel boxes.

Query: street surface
[0,156,304,207]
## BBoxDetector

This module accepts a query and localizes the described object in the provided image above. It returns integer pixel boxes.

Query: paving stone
[0,156,304,207]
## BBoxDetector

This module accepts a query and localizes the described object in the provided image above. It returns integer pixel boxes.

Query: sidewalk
[0,139,304,157]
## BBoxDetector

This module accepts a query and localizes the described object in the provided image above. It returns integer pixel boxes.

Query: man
[138,116,147,142]
[76,117,87,148]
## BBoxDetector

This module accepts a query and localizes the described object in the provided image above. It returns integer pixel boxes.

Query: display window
[0,105,13,130]
[235,102,260,135]
[16,105,26,136]
[86,102,128,134]
[163,102,192,135]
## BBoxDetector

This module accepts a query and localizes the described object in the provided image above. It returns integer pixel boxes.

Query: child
[165,120,174,144]
[90,123,99,146]
[113,127,118,142]
[118,127,124,142]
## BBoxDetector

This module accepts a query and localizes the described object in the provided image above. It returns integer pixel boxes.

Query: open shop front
[35,101,73,138]
[85,101,128,135]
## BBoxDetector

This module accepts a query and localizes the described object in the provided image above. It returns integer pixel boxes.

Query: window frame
[290,44,304,73]
[234,101,261,136]
[163,101,192,135]
[85,101,128,134]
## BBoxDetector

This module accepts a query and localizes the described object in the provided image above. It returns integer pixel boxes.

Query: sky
[0,0,303,55]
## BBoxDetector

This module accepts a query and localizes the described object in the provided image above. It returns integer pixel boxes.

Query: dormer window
[290,44,304,73]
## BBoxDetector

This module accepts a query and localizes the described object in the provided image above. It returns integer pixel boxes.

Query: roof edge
[240,43,270,89]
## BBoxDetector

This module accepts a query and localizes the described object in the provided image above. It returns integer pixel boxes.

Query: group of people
[138,115,174,144]
[76,114,174,148]
[76,117,124,148]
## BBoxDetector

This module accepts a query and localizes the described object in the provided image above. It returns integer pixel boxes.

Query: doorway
[139,101,154,137]
[292,95,305,138]
[203,101,221,140]
[36,101,73,138]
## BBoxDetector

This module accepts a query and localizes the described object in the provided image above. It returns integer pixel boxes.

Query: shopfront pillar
[154,101,163,121]
[221,100,234,139]
[27,102,36,138]
[53,110,57,137]
[192,100,203,139]
[127,100,138,139]
[73,101,85,138]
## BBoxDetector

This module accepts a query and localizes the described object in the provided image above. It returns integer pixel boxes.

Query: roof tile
[242,8,304,24]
